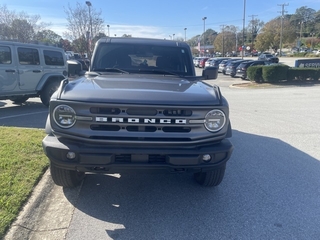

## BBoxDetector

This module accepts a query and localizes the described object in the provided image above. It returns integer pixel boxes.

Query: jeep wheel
[10,96,29,104]
[40,81,60,107]
[50,163,85,188]
[194,165,226,187]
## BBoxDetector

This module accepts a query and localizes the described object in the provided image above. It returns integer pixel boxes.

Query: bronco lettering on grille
[95,117,187,124]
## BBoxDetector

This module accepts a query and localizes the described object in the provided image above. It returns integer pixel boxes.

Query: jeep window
[44,50,64,66]
[18,47,40,65]
[92,43,193,76]
[0,46,11,64]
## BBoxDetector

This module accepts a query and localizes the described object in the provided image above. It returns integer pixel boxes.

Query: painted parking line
[0,111,48,120]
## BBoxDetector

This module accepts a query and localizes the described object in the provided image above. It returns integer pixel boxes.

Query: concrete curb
[4,169,81,240]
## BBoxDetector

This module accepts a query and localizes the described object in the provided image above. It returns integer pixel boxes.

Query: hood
[58,74,221,106]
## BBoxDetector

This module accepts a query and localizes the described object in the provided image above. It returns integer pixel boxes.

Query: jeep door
[16,47,43,91]
[0,45,18,92]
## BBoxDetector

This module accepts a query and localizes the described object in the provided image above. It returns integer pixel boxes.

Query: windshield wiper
[137,69,181,76]
[91,68,129,74]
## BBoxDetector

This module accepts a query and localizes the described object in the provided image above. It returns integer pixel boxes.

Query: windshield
[92,42,194,76]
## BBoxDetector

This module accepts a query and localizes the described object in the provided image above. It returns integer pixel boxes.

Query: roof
[97,37,190,48]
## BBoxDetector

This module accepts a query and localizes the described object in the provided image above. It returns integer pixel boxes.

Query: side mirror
[202,66,218,79]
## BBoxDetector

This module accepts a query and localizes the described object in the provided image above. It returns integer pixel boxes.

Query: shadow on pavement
[0,100,48,128]
[63,129,320,239]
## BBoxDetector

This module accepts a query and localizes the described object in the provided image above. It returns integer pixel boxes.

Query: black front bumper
[42,135,234,173]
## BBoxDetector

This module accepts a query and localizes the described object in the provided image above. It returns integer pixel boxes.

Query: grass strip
[0,127,48,238]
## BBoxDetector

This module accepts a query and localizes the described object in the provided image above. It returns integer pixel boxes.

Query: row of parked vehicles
[194,54,279,80]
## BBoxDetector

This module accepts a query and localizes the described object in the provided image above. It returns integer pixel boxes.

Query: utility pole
[278,3,288,56]
[248,14,258,53]
[220,25,225,57]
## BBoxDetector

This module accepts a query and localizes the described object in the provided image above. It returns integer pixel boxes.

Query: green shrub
[293,52,307,57]
[287,68,320,81]
[262,65,289,83]
[247,66,263,83]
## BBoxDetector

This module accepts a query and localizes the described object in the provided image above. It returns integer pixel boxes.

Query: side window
[44,50,64,66]
[0,46,12,64]
[18,47,40,65]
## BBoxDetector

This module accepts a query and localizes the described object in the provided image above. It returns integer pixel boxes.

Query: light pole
[184,28,187,41]
[107,25,110,37]
[85,1,92,57]
[173,34,175,40]
[202,17,207,56]
[242,0,246,59]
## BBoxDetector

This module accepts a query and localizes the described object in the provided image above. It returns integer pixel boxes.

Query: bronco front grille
[55,102,226,143]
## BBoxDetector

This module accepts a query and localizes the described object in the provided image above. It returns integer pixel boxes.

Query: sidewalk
[4,170,81,240]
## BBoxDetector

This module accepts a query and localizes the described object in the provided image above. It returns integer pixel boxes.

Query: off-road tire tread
[40,81,60,107]
[50,164,84,188]
[194,165,226,187]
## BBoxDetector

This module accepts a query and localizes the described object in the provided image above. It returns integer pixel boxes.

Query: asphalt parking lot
[2,65,320,239]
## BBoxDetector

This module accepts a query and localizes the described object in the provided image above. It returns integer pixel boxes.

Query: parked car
[193,57,202,67]
[193,57,200,66]
[225,60,251,77]
[218,58,241,74]
[258,53,279,63]
[199,57,209,68]
[209,58,230,68]
[235,60,268,80]
[205,58,214,67]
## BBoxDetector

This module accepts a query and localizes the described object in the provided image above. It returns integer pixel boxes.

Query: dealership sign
[295,59,320,68]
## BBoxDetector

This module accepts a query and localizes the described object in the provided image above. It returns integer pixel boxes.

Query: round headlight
[53,105,76,128]
[204,109,226,132]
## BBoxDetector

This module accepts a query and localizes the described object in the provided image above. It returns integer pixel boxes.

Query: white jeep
[0,41,67,106]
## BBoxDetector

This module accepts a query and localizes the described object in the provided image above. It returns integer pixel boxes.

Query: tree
[64,2,104,57]
[214,25,238,54]
[290,7,317,38]
[59,38,72,51]
[0,4,48,42]
[255,17,296,52]
[247,19,264,48]
[35,30,61,45]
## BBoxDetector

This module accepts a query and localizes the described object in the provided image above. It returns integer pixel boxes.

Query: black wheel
[241,77,246,80]
[10,96,29,104]
[222,70,226,75]
[50,163,85,188]
[194,165,226,187]
[40,81,60,107]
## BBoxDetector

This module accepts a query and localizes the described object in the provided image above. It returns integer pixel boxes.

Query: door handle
[5,69,16,73]
[33,70,42,73]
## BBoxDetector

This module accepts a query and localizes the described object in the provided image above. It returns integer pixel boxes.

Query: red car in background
[199,58,209,68]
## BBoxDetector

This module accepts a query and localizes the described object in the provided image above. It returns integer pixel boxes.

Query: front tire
[40,81,60,107]
[50,163,85,188]
[194,165,226,187]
